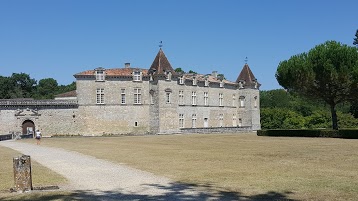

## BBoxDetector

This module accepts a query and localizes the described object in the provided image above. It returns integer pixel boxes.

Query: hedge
[257,129,358,139]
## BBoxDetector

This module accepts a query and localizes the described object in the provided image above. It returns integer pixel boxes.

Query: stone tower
[236,63,261,130]
[148,48,178,133]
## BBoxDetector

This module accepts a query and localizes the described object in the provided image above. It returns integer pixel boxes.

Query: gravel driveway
[0,140,236,200]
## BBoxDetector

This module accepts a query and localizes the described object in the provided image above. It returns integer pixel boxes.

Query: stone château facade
[0,48,261,136]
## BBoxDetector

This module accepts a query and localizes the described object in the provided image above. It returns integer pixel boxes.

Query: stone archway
[22,120,35,135]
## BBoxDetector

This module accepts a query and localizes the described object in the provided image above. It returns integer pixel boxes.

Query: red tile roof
[183,74,237,85]
[55,90,77,97]
[75,68,149,77]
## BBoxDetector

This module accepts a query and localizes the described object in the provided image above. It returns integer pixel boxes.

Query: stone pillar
[13,155,33,192]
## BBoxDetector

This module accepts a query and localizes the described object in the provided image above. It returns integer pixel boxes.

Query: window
[233,114,237,127]
[239,96,245,108]
[232,94,236,107]
[179,90,184,105]
[179,77,184,85]
[238,118,242,127]
[192,91,197,105]
[134,88,141,104]
[220,81,224,88]
[134,122,138,127]
[96,88,104,104]
[219,93,223,106]
[179,114,184,128]
[95,69,105,81]
[149,90,155,104]
[133,71,141,81]
[166,92,171,104]
[121,89,126,104]
[219,114,223,127]
[192,114,197,128]
[150,93,154,104]
[254,96,258,108]
[204,92,208,106]
[166,71,172,80]
[238,81,244,89]
[193,77,197,85]
[204,78,209,87]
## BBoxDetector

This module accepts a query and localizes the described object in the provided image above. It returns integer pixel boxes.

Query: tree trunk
[330,104,338,130]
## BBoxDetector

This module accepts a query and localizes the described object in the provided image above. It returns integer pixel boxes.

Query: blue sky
[0,0,357,90]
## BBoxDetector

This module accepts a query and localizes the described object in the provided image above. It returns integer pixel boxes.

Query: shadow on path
[2,182,297,201]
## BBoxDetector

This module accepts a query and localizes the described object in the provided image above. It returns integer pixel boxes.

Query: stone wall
[76,77,152,135]
[180,126,253,134]
[0,106,78,137]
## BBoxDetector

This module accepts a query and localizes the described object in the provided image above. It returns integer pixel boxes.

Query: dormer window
[166,71,172,81]
[220,81,224,88]
[133,71,142,81]
[179,76,184,85]
[95,68,105,81]
[204,78,209,87]
[192,76,197,86]
[238,81,244,89]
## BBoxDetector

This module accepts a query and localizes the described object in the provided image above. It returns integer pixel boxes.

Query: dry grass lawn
[16,133,358,200]
[0,145,67,199]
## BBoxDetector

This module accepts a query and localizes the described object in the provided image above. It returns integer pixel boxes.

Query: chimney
[125,63,130,68]
[211,71,218,78]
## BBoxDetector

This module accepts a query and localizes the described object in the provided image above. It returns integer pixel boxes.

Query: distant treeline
[260,89,358,129]
[0,73,75,100]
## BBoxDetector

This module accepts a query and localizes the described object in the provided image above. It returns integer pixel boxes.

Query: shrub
[257,129,358,139]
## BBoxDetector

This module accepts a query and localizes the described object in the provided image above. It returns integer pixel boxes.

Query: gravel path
[0,140,231,200]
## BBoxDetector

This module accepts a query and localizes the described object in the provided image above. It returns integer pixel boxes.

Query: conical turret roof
[149,48,176,75]
[236,63,260,88]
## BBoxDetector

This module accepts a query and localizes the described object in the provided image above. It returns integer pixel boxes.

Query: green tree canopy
[276,41,358,130]
[0,73,76,99]
[354,29,358,47]
[9,73,37,98]
[36,78,59,99]
[174,68,185,73]
[0,76,13,99]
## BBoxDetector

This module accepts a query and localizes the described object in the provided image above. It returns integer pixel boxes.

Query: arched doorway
[22,120,35,135]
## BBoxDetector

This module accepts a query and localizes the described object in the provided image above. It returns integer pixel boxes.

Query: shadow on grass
[2,182,297,201]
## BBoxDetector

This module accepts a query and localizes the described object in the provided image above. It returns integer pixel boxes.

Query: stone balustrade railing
[0,99,78,107]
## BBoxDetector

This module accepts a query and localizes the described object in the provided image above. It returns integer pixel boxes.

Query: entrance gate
[22,120,35,136]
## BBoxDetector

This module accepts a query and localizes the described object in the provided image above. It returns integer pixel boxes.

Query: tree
[260,89,291,108]
[188,70,197,74]
[57,81,76,94]
[276,41,358,130]
[36,78,59,99]
[174,68,185,73]
[0,76,13,99]
[217,73,226,80]
[9,73,37,98]
[354,29,358,47]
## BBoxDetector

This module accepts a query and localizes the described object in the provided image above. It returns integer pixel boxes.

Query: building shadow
[2,182,297,201]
